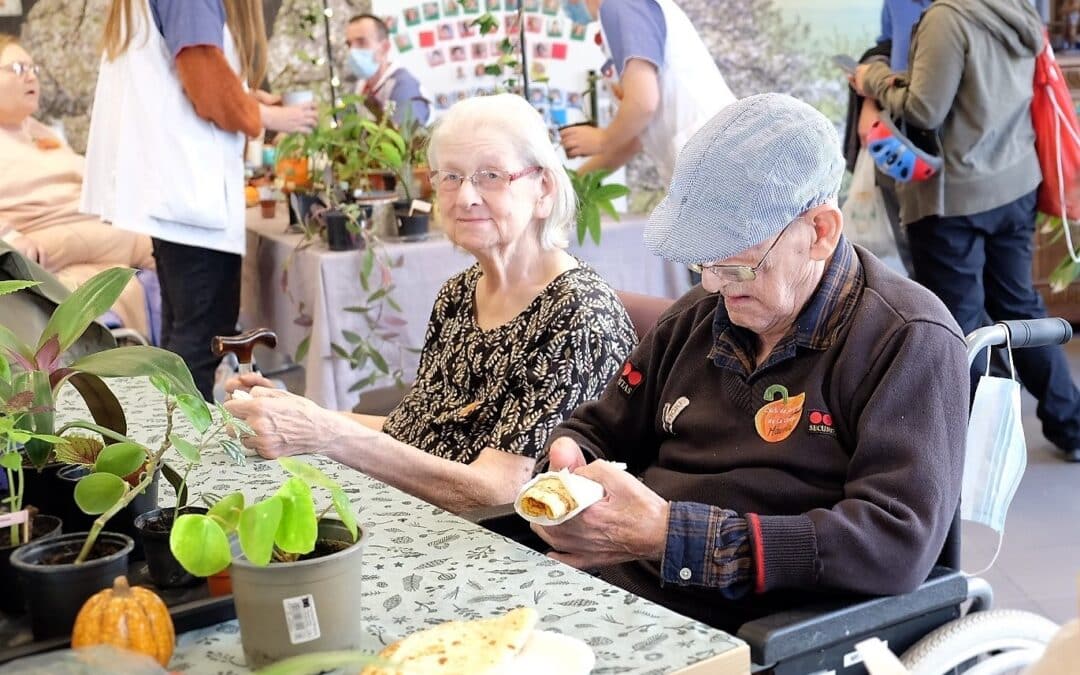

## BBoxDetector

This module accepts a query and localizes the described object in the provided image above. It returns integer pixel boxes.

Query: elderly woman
[226,93,636,513]
[0,34,154,336]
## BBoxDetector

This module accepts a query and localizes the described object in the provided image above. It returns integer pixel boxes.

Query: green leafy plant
[0,267,203,471]
[1040,214,1080,293]
[169,457,359,577]
[51,380,248,564]
[472,9,529,93]
[569,168,631,245]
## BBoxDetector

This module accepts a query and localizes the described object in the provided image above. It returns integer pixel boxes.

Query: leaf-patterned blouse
[381,261,637,463]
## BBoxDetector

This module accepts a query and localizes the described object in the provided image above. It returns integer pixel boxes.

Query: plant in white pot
[169,456,364,667]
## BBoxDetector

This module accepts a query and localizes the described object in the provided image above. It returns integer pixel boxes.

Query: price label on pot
[282,594,321,644]
[0,510,28,529]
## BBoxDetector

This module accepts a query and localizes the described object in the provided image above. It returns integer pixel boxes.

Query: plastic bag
[841,149,898,258]
[0,645,166,674]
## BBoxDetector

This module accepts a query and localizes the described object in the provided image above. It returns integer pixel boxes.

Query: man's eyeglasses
[1,62,40,79]
[689,219,798,283]
[432,166,542,194]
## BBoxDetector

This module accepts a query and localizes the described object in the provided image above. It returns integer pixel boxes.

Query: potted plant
[169,456,364,667]
[568,168,631,245]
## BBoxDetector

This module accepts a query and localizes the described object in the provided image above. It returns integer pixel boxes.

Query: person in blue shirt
[346,14,430,126]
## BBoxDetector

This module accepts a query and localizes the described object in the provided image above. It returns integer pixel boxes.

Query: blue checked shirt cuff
[661,502,753,599]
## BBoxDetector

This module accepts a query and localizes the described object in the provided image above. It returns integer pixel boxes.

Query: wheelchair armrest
[461,502,550,554]
[736,567,968,667]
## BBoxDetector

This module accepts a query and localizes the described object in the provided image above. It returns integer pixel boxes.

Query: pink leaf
[35,335,61,372]
[382,316,408,328]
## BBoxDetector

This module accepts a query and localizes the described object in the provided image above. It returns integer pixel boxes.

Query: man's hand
[223,386,348,458]
[533,442,670,569]
[260,101,318,134]
[561,124,607,158]
[857,97,880,147]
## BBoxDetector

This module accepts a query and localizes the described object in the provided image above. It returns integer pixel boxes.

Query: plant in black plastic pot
[169,457,365,667]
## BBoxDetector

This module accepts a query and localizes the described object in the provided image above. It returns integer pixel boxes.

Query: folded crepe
[518,476,577,520]
[360,607,538,675]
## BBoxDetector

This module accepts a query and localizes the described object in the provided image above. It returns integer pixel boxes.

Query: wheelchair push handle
[965,318,1072,366]
[212,328,278,375]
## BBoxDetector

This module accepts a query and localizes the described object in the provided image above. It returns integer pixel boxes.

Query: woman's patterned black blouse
[382,261,636,463]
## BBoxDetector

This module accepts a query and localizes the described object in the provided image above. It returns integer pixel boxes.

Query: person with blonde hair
[0,34,154,336]
[225,94,636,514]
[80,0,318,399]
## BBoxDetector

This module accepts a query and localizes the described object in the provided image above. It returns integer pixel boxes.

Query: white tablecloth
[241,208,691,411]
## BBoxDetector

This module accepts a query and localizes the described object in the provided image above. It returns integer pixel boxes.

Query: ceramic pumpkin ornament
[754,384,805,443]
[71,576,175,667]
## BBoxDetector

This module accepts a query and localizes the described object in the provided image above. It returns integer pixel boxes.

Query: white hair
[427,94,576,250]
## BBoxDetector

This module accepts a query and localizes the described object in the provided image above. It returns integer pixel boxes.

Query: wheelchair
[464,317,1072,675]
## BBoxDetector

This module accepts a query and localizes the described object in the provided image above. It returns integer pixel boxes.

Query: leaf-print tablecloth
[53,379,746,674]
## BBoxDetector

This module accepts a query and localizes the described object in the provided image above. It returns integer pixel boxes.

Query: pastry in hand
[518,476,577,520]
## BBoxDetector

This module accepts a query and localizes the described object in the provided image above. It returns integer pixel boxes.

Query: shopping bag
[841,149,897,257]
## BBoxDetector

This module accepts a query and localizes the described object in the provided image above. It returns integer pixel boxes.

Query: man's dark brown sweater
[549,245,968,629]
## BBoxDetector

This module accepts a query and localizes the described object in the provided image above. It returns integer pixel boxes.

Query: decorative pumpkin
[245,185,259,207]
[275,156,311,191]
[754,384,805,443]
[71,576,175,667]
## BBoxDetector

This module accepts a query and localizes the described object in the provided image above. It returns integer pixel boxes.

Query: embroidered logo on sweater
[754,384,805,443]
[662,396,689,433]
[616,361,643,396]
[807,410,836,437]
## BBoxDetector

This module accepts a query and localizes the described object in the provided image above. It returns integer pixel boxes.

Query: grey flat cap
[645,93,844,264]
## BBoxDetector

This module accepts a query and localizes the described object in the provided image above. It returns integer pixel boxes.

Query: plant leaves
[273,477,317,554]
[170,514,232,577]
[170,433,201,464]
[38,267,136,353]
[209,492,245,532]
[74,471,127,515]
[0,323,36,369]
[161,461,188,507]
[70,346,201,400]
[594,183,630,200]
[67,372,127,438]
[219,438,247,465]
[93,442,147,478]
[0,452,22,470]
[0,280,40,297]
[278,457,337,489]
[52,434,104,466]
[330,487,359,542]
[239,496,284,566]
[295,335,311,363]
[177,394,212,434]
[19,370,55,468]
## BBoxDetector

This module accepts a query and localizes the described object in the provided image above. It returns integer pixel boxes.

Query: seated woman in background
[226,93,637,513]
[0,34,154,337]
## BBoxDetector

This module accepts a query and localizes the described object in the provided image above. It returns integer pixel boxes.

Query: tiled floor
[962,339,1080,625]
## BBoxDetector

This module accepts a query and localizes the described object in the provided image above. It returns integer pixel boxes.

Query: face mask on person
[960,344,1026,576]
[561,0,594,25]
[347,48,379,79]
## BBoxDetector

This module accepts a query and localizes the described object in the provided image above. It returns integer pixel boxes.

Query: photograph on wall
[528,86,546,105]
[505,14,520,33]
[547,88,563,106]
[423,1,440,20]
[547,18,563,37]
[486,0,501,10]
[459,20,476,37]
[533,41,550,58]
[443,0,461,17]
[427,48,446,66]
[384,15,399,34]
[395,32,415,52]
[454,90,468,102]
[505,0,519,10]
[404,6,422,26]
[450,44,467,61]
[566,91,582,109]
[523,0,539,12]
[435,92,451,109]
[542,0,559,15]
[526,15,542,33]
[471,42,488,59]
[569,23,586,40]
[438,22,454,40]
[462,0,481,14]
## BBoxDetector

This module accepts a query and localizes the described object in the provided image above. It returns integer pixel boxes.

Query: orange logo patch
[754,384,805,443]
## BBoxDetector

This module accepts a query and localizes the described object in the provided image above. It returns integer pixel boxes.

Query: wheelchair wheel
[900,609,1059,675]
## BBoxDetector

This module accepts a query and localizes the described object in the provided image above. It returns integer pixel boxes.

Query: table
[49,379,748,674]
[241,208,691,411]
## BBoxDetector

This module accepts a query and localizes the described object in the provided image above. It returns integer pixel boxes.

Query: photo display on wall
[374,0,599,133]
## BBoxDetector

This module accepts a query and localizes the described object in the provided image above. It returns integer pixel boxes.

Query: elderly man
[533,93,969,631]
[345,14,430,126]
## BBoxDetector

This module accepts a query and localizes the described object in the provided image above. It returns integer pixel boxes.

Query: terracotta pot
[412,166,433,200]
[275,157,311,191]
[207,568,232,597]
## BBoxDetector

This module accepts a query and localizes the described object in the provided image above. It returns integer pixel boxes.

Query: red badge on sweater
[807,410,836,437]
[616,361,642,396]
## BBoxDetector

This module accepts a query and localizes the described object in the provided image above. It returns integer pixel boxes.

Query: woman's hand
[857,97,880,147]
[224,372,275,398]
[851,64,871,97]
[252,89,282,106]
[5,232,51,271]
[260,101,318,134]
[560,124,607,158]
[222,386,339,458]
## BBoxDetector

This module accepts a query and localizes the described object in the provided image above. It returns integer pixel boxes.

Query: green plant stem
[5,465,16,547]
[173,463,192,522]
[73,401,175,564]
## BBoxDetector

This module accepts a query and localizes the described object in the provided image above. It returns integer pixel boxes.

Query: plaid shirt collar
[708,237,864,374]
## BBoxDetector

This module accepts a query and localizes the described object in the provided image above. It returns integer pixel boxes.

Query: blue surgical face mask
[347,48,379,79]
[561,0,594,25]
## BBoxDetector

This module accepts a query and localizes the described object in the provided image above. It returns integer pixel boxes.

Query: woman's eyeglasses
[1,62,40,79]
[689,219,798,283]
[432,166,542,194]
